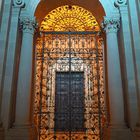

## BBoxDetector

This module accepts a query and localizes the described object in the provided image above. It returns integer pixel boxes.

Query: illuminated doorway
[34,5,106,140]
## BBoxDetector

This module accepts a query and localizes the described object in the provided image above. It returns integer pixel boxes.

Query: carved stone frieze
[101,17,120,33]
[20,17,38,34]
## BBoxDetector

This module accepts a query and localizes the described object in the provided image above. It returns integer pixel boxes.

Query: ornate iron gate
[34,32,106,140]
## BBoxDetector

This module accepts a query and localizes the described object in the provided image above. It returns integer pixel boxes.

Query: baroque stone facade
[0,0,140,140]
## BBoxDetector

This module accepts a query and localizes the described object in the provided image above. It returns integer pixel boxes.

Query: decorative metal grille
[40,5,100,32]
[34,32,106,140]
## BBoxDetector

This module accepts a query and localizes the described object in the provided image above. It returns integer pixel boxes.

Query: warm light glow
[40,5,100,31]
[34,5,105,140]
[34,34,106,140]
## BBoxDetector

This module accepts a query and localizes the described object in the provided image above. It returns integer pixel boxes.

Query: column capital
[101,17,120,33]
[114,0,128,15]
[114,0,127,7]
[20,17,38,34]
[13,0,25,8]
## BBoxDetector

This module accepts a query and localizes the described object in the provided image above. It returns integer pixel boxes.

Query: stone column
[127,0,140,138]
[13,16,37,140]
[114,0,138,129]
[0,0,14,130]
[0,0,25,139]
[0,0,4,28]
[102,17,132,140]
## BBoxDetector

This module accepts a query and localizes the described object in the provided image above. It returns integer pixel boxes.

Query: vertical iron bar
[39,33,45,140]
[95,34,102,140]
[68,32,72,140]
[54,34,57,139]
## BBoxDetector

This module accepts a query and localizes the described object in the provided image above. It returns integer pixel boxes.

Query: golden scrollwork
[40,5,100,32]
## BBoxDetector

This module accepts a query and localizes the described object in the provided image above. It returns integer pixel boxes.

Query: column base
[103,127,133,140]
[0,127,4,140]
[133,124,140,140]
[5,125,38,140]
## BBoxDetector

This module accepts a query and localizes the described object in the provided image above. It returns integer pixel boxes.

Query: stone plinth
[5,125,37,140]
[103,127,133,140]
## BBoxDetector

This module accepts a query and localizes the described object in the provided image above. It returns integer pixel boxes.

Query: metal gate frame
[34,31,106,140]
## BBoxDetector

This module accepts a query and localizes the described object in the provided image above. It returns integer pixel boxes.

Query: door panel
[55,72,84,131]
